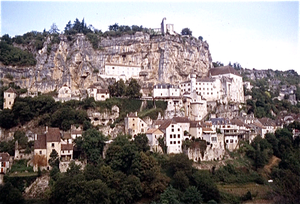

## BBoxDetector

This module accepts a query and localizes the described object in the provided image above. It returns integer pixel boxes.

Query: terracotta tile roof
[210,66,240,76]
[0,152,10,162]
[146,128,158,134]
[153,119,167,127]
[46,127,61,142]
[5,87,16,93]
[34,134,46,149]
[61,144,73,151]
[63,132,72,139]
[172,117,190,123]
[158,120,173,131]
[127,112,138,117]
[231,118,245,127]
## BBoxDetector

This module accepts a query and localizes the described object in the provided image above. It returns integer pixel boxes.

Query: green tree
[49,149,59,168]
[125,78,142,98]
[160,185,180,204]
[133,133,150,152]
[182,186,203,204]
[0,182,24,204]
[181,28,192,36]
[76,129,107,164]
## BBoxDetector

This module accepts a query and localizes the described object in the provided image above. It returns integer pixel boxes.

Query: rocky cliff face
[0,32,213,94]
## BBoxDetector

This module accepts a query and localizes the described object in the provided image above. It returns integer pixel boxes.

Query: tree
[181,28,192,36]
[125,78,142,98]
[182,186,203,204]
[109,23,119,31]
[192,171,220,203]
[133,133,150,152]
[49,149,59,168]
[198,36,203,41]
[76,128,108,164]
[49,23,60,34]
[160,185,180,204]
[0,182,24,204]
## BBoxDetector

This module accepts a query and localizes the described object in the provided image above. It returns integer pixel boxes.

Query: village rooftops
[46,127,61,142]
[196,78,215,82]
[172,117,190,123]
[96,89,109,94]
[258,117,276,127]
[34,134,46,149]
[210,66,241,76]
[190,121,202,128]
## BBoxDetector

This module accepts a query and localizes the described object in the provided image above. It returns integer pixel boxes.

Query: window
[211,92,213,95]
[8,94,10,97]
[170,141,173,144]
[230,139,233,143]
[211,137,217,142]
[52,143,54,147]
[142,124,144,127]
[39,151,42,155]
[178,141,180,144]
[226,140,228,143]
[178,134,180,138]
[174,141,176,144]
[170,135,173,138]
[171,129,174,132]
[178,128,180,131]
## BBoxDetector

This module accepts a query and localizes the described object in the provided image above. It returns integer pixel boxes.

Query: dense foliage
[108,78,142,98]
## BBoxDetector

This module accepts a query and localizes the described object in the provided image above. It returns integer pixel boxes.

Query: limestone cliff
[0,32,213,95]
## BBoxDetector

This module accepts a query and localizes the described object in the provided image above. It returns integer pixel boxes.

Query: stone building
[210,66,244,103]
[3,87,17,109]
[124,112,148,137]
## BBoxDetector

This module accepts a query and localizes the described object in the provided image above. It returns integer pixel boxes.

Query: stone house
[0,152,10,174]
[124,112,148,137]
[101,63,141,81]
[3,87,17,109]
[33,127,64,171]
[87,86,110,101]
[189,121,202,139]
[210,66,245,103]
[158,120,183,154]
[153,83,181,98]
[180,74,223,103]
[146,128,164,153]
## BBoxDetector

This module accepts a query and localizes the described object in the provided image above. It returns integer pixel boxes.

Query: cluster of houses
[125,111,286,162]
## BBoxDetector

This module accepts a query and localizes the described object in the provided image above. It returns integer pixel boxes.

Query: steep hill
[0,32,212,95]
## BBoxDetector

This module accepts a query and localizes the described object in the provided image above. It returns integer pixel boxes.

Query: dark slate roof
[258,118,276,126]
[0,152,10,162]
[209,118,230,125]
[230,118,246,127]
[46,127,61,142]
[158,119,173,131]
[34,134,46,149]
[210,66,241,76]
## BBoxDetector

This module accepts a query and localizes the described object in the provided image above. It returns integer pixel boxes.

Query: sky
[0,0,299,72]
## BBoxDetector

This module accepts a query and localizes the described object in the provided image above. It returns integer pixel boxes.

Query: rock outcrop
[0,32,213,95]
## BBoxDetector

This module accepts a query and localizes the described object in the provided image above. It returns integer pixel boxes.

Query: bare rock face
[0,32,213,94]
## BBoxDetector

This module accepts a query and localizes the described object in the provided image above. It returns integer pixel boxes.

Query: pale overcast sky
[1,0,299,72]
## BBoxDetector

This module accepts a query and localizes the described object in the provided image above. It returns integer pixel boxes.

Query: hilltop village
[1,18,300,203]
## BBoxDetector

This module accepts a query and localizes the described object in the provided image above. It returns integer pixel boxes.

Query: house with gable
[87,85,110,101]
[0,152,10,174]
[210,66,245,103]
[158,119,183,154]
[124,112,148,137]
[3,87,17,109]
[146,128,164,153]
[33,127,63,171]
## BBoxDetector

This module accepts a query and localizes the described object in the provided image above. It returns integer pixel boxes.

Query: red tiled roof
[46,127,61,142]
[0,152,10,162]
[172,117,190,123]
[158,119,173,131]
[210,66,240,76]
[61,144,73,151]
[63,132,72,139]
[34,134,46,149]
